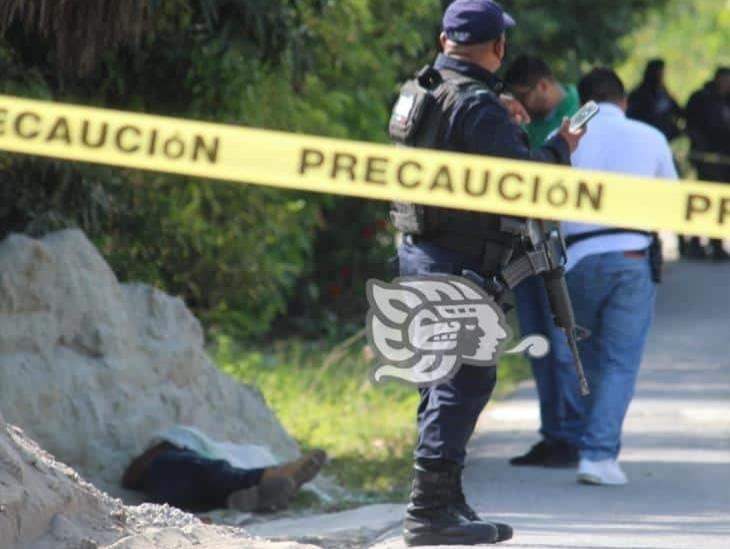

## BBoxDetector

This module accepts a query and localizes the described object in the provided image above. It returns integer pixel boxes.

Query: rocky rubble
[0,409,319,548]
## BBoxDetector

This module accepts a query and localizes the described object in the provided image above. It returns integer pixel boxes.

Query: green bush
[0,0,440,337]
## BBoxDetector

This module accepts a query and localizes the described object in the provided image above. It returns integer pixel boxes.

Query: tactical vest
[388,65,515,272]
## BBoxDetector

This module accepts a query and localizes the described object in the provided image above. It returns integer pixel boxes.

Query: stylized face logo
[366,276,513,387]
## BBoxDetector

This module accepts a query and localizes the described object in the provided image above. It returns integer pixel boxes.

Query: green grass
[213,321,529,507]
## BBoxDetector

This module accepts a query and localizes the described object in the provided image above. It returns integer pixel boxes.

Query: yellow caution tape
[0,94,728,238]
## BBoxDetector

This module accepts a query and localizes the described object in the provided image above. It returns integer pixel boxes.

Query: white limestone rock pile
[0,229,299,495]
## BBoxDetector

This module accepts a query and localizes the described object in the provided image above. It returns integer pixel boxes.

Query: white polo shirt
[562,102,678,271]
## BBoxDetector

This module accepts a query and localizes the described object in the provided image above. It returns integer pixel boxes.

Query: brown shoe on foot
[261,449,328,490]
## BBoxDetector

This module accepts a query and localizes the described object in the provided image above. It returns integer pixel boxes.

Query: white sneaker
[577,458,628,485]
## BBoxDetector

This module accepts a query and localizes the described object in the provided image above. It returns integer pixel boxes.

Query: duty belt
[407,233,553,289]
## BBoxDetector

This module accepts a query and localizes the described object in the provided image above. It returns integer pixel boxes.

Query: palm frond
[0,0,154,76]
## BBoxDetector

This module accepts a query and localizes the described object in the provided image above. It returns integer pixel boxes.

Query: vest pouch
[388,70,440,146]
[388,66,502,239]
[390,202,427,235]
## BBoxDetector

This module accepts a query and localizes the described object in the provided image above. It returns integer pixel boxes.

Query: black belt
[565,228,653,247]
[406,233,552,288]
[407,232,513,275]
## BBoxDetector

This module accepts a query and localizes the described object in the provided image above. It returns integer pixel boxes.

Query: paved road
[372,260,730,548]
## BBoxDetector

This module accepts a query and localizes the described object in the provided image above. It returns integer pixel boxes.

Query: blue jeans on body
[514,275,583,447]
[552,251,656,461]
[397,237,498,465]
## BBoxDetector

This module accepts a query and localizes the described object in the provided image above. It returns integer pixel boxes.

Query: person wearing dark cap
[387,0,585,545]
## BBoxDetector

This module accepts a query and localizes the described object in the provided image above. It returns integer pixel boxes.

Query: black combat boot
[451,465,513,543]
[403,460,507,546]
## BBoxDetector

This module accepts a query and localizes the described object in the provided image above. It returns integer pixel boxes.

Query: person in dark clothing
[627,59,683,142]
[684,68,730,261]
[122,441,327,513]
[387,0,585,545]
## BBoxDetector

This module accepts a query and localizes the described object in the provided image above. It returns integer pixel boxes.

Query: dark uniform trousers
[398,236,498,465]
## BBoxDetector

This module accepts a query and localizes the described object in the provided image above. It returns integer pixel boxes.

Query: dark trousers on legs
[140,447,265,511]
[416,364,497,464]
[398,238,498,465]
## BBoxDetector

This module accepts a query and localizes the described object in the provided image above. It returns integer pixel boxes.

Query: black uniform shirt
[433,54,571,165]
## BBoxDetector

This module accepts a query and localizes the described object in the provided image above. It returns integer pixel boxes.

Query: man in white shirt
[557,68,677,485]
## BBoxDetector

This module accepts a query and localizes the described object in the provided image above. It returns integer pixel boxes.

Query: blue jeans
[514,276,583,447]
[398,238,498,465]
[553,252,656,461]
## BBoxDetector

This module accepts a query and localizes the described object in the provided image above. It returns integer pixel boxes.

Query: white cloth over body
[152,425,279,470]
[151,425,334,502]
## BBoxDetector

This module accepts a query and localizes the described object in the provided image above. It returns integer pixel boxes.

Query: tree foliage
[0,0,441,337]
[0,0,154,76]
[617,0,730,104]
[501,0,670,81]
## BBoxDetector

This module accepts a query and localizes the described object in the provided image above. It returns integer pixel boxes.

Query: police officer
[388,1,585,545]
[685,68,730,261]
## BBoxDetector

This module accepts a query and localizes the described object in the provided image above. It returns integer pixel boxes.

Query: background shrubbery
[0,0,442,336]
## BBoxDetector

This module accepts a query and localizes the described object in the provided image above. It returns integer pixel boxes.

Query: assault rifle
[535,220,590,396]
[502,219,591,396]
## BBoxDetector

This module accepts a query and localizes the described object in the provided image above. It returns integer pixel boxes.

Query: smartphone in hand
[569,101,600,134]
